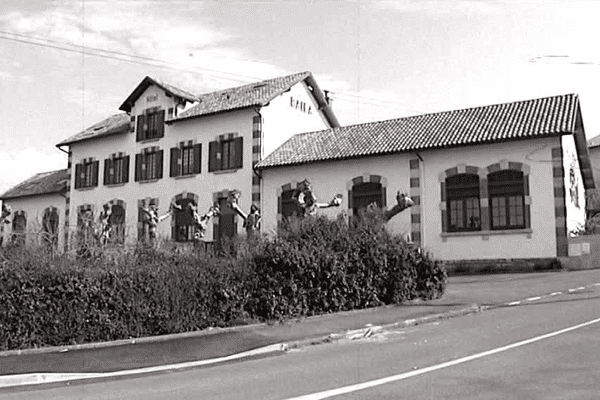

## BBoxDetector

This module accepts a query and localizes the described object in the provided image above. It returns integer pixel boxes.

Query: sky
[1,0,599,194]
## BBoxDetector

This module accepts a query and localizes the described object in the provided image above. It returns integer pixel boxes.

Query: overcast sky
[1,0,599,194]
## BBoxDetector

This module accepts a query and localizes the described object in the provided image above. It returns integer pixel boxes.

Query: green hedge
[0,214,446,351]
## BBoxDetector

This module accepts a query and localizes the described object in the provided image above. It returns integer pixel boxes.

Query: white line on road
[577,287,585,290]
[550,292,562,296]
[594,283,600,286]
[506,301,521,306]
[284,317,600,400]
[526,297,541,301]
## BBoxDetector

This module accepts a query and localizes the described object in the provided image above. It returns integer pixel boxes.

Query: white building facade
[56,72,338,249]
[257,94,595,269]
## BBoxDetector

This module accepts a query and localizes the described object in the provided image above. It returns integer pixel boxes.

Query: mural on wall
[293,179,343,217]
[228,190,261,238]
[562,135,586,236]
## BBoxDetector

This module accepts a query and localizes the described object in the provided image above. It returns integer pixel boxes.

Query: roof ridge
[196,71,310,97]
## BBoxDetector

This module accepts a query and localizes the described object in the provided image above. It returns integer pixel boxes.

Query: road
[2,286,600,399]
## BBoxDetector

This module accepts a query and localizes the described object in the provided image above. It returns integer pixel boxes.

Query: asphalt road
[2,285,600,399]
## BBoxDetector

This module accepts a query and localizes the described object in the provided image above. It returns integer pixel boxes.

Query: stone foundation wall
[444,258,563,275]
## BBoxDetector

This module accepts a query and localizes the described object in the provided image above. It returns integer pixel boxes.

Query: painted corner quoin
[552,146,568,257]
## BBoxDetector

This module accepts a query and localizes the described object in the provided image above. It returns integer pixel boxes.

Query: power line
[0,29,433,114]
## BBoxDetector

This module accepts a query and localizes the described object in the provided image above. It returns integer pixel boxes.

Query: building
[0,169,68,249]
[54,71,338,249]
[256,94,595,270]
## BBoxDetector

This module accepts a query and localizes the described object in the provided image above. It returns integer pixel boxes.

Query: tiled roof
[257,94,580,169]
[0,169,68,200]
[56,113,130,147]
[119,76,198,113]
[170,71,321,122]
[587,134,600,149]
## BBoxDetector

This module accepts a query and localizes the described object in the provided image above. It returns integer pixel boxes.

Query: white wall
[260,153,413,237]
[419,137,559,260]
[68,84,259,246]
[261,136,562,261]
[1,193,65,249]
[261,81,332,158]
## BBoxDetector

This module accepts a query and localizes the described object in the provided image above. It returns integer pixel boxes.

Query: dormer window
[136,107,165,141]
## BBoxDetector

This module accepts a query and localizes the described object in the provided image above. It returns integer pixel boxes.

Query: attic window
[253,83,267,89]
[93,126,104,131]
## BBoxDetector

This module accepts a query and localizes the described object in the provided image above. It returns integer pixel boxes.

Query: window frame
[445,173,481,232]
[208,136,243,172]
[173,198,197,243]
[488,169,526,230]
[74,160,99,189]
[104,155,130,186]
[135,148,164,182]
[136,108,165,142]
[351,181,384,219]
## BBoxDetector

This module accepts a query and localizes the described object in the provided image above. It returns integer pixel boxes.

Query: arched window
[446,174,481,232]
[216,195,236,242]
[42,207,59,247]
[77,205,94,244]
[352,182,384,217]
[174,198,197,242]
[12,211,26,245]
[280,188,300,219]
[108,204,126,244]
[488,170,525,230]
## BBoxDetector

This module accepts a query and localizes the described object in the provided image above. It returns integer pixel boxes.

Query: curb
[285,303,487,350]
[0,343,287,389]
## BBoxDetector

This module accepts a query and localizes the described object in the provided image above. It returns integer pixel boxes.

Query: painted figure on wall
[140,200,175,246]
[228,190,261,237]
[372,191,415,222]
[0,203,11,246]
[173,201,220,242]
[293,179,343,217]
[97,204,112,245]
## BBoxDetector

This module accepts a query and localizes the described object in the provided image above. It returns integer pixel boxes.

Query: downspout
[416,152,425,250]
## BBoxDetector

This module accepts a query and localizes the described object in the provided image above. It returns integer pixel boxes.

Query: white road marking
[577,287,585,290]
[594,283,600,286]
[526,297,541,301]
[550,292,562,296]
[285,317,600,400]
[507,301,521,306]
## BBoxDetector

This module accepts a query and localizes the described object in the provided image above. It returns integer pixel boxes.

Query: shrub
[0,213,446,350]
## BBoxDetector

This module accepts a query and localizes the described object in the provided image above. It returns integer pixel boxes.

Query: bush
[0,214,447,350]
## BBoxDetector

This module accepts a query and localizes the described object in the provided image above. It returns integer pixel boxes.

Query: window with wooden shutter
[135,154,142,182]
[208,141,218,172]
[104,158,112,185]
[74,163,82,189]
[122,155,130,183]
[156,150,163,179]
[170,147,180,177]
[193,143,201,174]
[91,161,99,187]
[136,115,146,142]
[233,137,243,169]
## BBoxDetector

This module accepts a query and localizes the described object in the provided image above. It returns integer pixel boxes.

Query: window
[136,108,165,141]
[352,182,384,218]
[216,196,236,242]
[280,189,301,219]
[11,211,26,245]
[174,198,196,242]
[488,170,525,230]
[108,204,126,244]
[135,148,163,182]
[104,155,130,185]
[76,206,94,245]
[74,159,99,189]
[42,207,59,248]
[446,174,481,232]
[208,137,243,172]
[170,144,201,177]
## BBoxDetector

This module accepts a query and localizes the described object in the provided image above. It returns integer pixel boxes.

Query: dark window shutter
[135,154,142,182]
[170,147,180,177]
[91,161,99,187]
[157,110,165,138]
[233,137,243,169]
[208,141,219,172]
[157,150,164,179]
[122,155,130,183]
[130,116,135,133]
[136,115,146,141]
[74,163,82,189]
[104,158,111,185]
[193,143,201,174]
